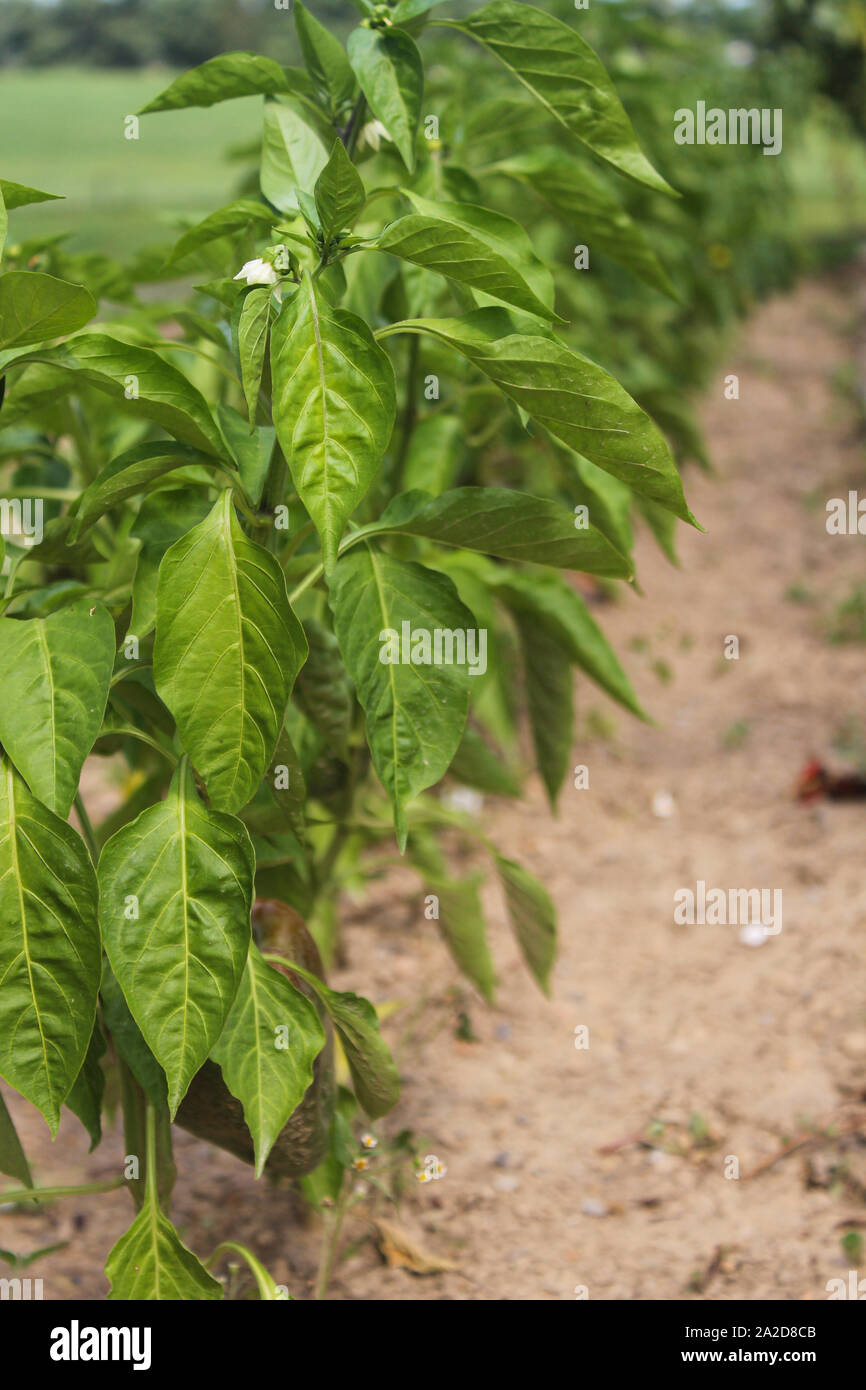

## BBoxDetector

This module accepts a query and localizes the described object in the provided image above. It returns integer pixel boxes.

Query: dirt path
[4,271,866,1301]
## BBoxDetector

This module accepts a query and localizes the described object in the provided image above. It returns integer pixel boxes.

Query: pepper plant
[0,0,695,1299]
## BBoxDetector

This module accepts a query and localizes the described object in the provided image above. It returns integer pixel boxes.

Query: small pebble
[493,1175,521,1194]
[580,1198,608,1218]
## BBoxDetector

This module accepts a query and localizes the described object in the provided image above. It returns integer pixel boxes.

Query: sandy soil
[3,270,866,1301]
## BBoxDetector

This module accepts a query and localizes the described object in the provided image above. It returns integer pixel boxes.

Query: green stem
[315,1180,350,1301]
[100,725,179,767]
[0,1178,124,1205]
[73,791,99,863]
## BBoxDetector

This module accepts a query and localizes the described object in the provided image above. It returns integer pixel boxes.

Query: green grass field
[1,68,262,253]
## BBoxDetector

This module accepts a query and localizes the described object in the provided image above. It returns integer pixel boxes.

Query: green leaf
[635,494,680,566]
[314,140,365,242]
[238,287,273,425]
[98,759,254,1116]
[65,1020,106,1151]
[373,486,631,576]
[154,491,307,814]
[100,968,167,1108]
[294,618,354,752]
[0,600,116,817]
[0,334,227,457]
[260,97,332,215]
[0,180,63,211]
[295,3,356,111]
[215,405,275,507]
[330,549,473,848]
[409,833,496,999]
[513,607,573,808]
[438,1,675,196]
[347,25,423,172]
[0,183,6,263]
[450,726,521,798]
[138,53,308,113]
[166,199,277,267]
[211,943,325,1176]
[106,1202,222,1300]
[129,489,212,641]
[0,759,101,1135]
[494,149,677,297]
[566,451,634,562]
[209,1241,292,1299]
[494,855,556,995]
[0,272,96,350]
[0,1091,33,1188]
[273,961,400,1119]
[271,273,396,571]
[494,569,646,718]
[71,442,218,541]
[382,313,695,524]
[378,194,557,322]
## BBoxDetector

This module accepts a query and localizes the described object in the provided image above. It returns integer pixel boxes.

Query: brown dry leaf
[375,1218,459,1275]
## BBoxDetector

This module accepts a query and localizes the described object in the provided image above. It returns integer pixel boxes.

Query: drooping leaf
[70,442,218,541]
[106,1202,222,1300]
[271,273,396,570]
[378,194,557,322]
[237,286,273,425]
[65,1020,107,1151]
[449,725,521,798]
[139,53,309,113]
[494,149,677,297]
[494,569,647,718]
[294,618,354,752]
[0,272,96,351]
[0,759,100,1135]
[295,2,356,111]
[314,139,365,243]
[494,855,556,994]
[513,607,574,808]
[0,334,227,457]
[98,759,254,1116]
[260,97,332,214]
[272,960,400,1119]
[154,491,307,814]
[0,600,116,817]
[347,25,423,172]
[0,1092,33,1188]
[330,548,474,848]
[382,312,695,524]
[372,486,631,576]
[211,942,325,1176]
[409,833,496,1000]
[438,1,675,195]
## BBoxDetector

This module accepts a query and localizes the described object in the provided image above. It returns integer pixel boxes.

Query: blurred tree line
[0,0,353,67]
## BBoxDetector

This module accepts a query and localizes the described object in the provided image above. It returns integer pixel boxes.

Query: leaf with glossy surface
[374,487,630,576]
[166,199,277,267]
[330,548,473,848]
[271,274,396,570]
[295,3,355,111]
[514,607,573,808]
[348,25,423,172]
[314,140,365,242]
[274,960,400,1118]
[71,442,217,541]
[260,97,332,214]
[106,1202,222,1300]
[0,272,96,350]
[154,491,307,813]
[0,181,63,211]
[238,287,273,425]
[439,1,675,196]
[0,600,115,817]
[495,855,556,994]
[211,943,325,1176]
[0,760,100,1134]
[378,195,556,322]
[139,53,307,113]
[0,335,226,456]
[382,313,695,523]
[98,760,254,1116]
